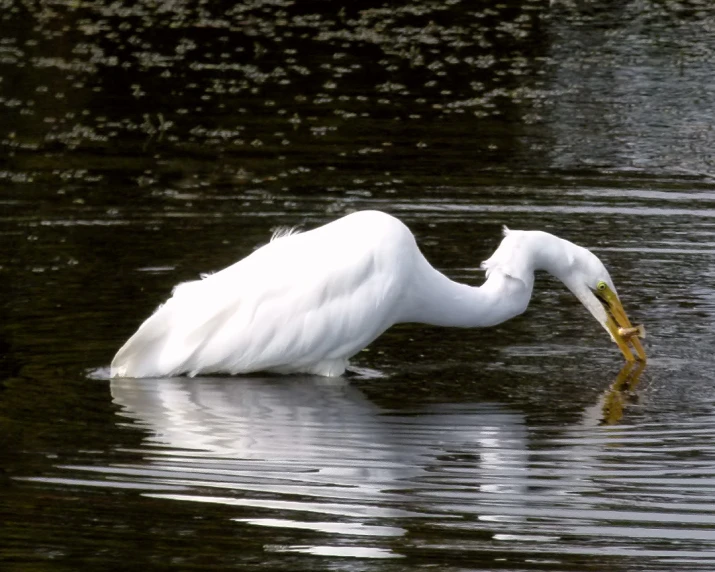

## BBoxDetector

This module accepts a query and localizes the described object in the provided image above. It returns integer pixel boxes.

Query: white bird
[110,210,646,378]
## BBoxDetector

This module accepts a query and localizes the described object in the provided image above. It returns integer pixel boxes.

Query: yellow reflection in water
[599,361,646,425]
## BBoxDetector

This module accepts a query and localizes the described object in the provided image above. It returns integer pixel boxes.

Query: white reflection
[110,376,528,469]
[109,375,530,546]
[112,375,384,460]
[234,518,405,537]
[267,545,405,559]
[102,370,715,560]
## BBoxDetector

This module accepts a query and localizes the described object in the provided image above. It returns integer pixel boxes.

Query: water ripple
[19,372,715,568]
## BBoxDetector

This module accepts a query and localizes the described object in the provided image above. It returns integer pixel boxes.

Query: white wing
[110,211,416,378]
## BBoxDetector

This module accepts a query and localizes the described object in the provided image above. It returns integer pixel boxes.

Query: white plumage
[110,210,644,378]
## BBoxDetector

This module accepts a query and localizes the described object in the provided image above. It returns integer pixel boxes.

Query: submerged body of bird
[110,210,645,378]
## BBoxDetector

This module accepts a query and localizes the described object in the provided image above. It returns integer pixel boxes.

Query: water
[3,0,715,570]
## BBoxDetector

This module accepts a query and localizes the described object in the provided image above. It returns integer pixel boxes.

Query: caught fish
[618,324,646,340]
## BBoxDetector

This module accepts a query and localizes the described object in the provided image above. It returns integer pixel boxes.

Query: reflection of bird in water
[110,376,383,458]
[109,374,529,484]
[108,374,646,552]
[109,375,534,547]
[111,210,645,378]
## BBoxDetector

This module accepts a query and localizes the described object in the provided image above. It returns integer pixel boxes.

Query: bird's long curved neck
[397,230,577,329]
[397,258,535,328]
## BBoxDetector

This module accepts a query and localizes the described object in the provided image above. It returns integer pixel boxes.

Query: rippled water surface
[3,1,715,570]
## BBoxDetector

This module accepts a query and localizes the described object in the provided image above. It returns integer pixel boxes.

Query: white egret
[110,210,645,378]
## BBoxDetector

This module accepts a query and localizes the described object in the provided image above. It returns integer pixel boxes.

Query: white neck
[397,231,581,328]
[397,262,534,327]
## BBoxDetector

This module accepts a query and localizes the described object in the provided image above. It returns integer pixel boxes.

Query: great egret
[110,210,646,378]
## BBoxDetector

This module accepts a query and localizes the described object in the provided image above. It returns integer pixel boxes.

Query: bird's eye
[597,281,607,292]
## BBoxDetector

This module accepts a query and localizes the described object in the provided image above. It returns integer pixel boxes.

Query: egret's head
[560,244,646,362]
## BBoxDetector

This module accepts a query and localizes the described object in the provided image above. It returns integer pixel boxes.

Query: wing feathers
[111,211,412,378]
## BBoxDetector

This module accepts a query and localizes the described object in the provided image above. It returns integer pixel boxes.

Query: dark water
[3,1,715,570]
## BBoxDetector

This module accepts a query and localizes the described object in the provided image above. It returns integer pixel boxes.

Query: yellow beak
[598,287,646,363]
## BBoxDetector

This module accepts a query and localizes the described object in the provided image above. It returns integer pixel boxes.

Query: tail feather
[111,310,169,378]
[110,301,189,378]
[110,277,238,378]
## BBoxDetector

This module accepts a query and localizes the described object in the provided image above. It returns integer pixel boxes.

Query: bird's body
[111,210,645,378]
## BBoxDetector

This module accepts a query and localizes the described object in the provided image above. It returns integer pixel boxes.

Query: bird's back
[110,211,417,377]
